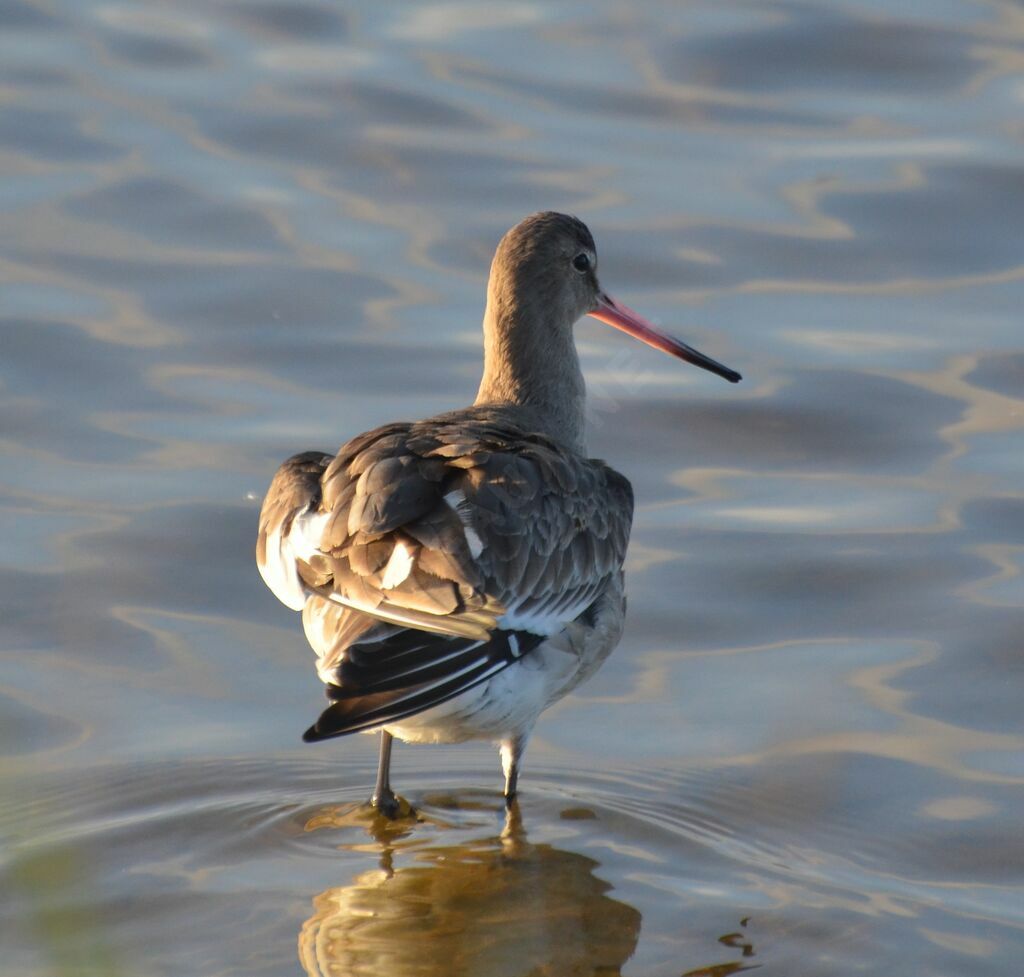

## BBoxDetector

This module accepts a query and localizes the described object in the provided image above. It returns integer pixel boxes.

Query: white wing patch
[381,541,415,590]
[444,489,484,558]
[257,508,329,612]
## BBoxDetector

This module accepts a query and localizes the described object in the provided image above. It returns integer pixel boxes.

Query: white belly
[381,642,574,744]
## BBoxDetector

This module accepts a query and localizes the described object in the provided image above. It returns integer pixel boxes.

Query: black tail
[302,628,543,742]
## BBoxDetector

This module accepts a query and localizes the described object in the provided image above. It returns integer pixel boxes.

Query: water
[2,0,1023,973]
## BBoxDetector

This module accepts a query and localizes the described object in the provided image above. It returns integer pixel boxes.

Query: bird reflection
[297,800,642,977]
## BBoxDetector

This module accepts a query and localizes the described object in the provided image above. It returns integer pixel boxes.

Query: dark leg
[501,795,524,848]
[371,730,400,818]
[500,734,528,807]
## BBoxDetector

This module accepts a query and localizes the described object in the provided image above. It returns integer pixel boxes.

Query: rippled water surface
[3,1,1024,974]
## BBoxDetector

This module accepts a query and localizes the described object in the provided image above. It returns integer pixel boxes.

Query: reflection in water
[686,923,759,976]
[298,803,642,977]
[682,963,757,977]
[298,798,762,976]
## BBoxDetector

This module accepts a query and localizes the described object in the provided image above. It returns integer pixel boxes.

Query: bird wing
[257,408,633,720]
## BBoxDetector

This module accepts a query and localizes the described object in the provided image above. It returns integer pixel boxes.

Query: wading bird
[257,212,740,816]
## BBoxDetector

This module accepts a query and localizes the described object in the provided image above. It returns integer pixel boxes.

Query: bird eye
[572,253,590,272]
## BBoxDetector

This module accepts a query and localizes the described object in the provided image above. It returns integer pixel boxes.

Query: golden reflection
[682,965,758,977]
[297,801,642,977]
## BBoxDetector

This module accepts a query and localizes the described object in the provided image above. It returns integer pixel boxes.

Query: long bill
[588,292,741,383]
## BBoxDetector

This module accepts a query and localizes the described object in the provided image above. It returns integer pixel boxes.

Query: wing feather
[257,406,634,718]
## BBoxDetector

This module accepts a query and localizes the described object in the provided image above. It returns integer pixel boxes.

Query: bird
[256,212,740,817]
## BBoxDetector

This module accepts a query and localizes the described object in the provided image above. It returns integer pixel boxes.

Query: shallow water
[2,0,1023,974]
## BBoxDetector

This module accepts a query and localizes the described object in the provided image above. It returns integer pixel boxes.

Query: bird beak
[588,292,741,383]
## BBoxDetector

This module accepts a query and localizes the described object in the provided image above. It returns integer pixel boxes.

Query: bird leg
[371,730,401,818]
[500,733,528,807]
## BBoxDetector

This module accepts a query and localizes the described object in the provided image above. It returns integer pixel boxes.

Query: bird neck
[474,294,588,454]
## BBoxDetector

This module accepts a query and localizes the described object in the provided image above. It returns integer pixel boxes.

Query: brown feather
[259,406,632,656]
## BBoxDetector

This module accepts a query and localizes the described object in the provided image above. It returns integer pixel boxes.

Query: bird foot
[370,789,415,820]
